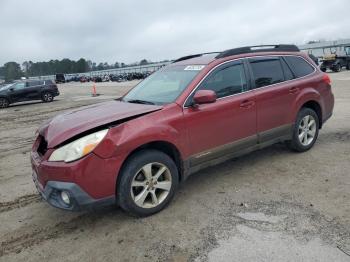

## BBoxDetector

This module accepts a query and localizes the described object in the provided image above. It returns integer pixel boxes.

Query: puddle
[207,224,349,262]
[236,212,283,223]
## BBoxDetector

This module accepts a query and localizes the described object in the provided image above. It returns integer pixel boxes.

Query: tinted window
[345,47,350,55]
[197,63,247,98]
[249,58,284,88]
[14,82,26,90]
[284,56,314,78]
[281,58,294,80]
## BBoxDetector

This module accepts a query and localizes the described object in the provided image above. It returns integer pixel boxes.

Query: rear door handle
[240,100,255,108]
[289,87,300,94]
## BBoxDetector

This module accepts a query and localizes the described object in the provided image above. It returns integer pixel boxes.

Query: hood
[0,84,12,92]
[39,100,162,148]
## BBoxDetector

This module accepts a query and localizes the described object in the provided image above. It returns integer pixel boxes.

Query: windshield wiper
[127,99,155,105]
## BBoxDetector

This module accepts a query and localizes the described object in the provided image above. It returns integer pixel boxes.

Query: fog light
[61,191,70,205]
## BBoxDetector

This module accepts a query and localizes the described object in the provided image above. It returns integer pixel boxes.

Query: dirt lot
[0,73,349,262]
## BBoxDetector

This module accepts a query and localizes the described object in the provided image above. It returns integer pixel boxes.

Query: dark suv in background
[0,80,59,108]
[55,74,66,83]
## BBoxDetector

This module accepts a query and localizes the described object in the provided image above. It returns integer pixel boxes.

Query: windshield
[0,83,14,91]
[123,65,204,105]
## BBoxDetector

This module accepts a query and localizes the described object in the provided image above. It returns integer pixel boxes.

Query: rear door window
[249,57,284,88]
[284,56,314,78]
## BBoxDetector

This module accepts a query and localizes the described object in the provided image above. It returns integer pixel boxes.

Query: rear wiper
[127,99,155,105]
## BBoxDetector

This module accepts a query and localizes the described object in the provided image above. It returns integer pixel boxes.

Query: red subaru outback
[31,45,334,216]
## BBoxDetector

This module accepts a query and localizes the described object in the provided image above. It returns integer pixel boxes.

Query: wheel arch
[0,96,11,105]
[299,100,323,128]
[116,140,185,194]
[40,89,54,97]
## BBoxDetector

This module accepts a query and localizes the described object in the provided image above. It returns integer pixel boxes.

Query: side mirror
[9,87,14,91]
[193,90,217,105]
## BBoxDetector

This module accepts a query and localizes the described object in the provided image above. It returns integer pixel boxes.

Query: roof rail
[215,44,300,59]
[173,52,219,63]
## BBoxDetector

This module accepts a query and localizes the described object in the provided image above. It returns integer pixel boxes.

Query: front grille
[37,136,48,156]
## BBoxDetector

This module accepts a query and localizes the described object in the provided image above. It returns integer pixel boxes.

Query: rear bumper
[323,112,332,126]
[32,173,115,211]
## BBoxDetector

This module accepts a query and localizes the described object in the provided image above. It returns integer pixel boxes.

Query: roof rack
[173,52,219,63]
[215,44,300,59]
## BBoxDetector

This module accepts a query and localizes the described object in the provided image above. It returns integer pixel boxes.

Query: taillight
[322,74,331,85]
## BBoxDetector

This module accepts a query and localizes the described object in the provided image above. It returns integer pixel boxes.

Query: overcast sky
[0,0,349,65]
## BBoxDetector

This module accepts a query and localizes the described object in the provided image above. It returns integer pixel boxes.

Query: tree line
[0,58,161,82]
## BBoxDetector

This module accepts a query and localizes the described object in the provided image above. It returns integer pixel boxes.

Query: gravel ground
[0,73,349,262]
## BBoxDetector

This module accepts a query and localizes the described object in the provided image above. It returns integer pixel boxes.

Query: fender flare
[289,87,324,124]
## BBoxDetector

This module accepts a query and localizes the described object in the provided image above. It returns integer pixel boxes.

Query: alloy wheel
[43,93,53,102]
[298,115,317,146]
[0,98,9,108]
[130,162,172,209]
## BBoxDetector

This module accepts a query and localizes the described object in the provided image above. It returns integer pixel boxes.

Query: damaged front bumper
[32,171,115,211]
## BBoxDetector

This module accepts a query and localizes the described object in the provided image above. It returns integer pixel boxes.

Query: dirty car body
[31,45,334,216]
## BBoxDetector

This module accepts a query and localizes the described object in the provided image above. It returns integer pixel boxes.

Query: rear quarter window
[284,56,314,78]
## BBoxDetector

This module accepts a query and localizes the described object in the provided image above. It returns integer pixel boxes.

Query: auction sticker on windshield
[184,65,205,71]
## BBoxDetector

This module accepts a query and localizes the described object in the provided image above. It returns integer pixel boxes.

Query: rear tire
[332,63,341,72]
[286,108,319,152]
[0,98,9,108]
[42,92,54,102]
[346,62,350,70]
[117,149,179,217]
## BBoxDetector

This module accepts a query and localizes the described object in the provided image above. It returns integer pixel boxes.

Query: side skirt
[182,124,293,180]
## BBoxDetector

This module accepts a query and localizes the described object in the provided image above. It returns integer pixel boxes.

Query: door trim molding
[189,134,258,167]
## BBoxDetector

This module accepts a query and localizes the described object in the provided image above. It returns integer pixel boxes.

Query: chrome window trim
[182,54,317,108]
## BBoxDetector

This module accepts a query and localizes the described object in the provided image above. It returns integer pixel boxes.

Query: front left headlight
[48,129,109,162]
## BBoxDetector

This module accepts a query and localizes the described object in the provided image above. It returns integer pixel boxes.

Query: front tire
[287,108,319,152]
[0,98,9,108]
[117,149,179,217]
[332,63,341,72]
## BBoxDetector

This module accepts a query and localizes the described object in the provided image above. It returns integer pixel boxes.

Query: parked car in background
[320,45,350,72]
[31,45,334,216]
[92,76,102,82]
[0,80,59,108]
[55,74,66,83]
[79,76,90,83]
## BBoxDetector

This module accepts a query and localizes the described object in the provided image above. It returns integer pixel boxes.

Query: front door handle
[240,100,255,108]
[289,87,300,94]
